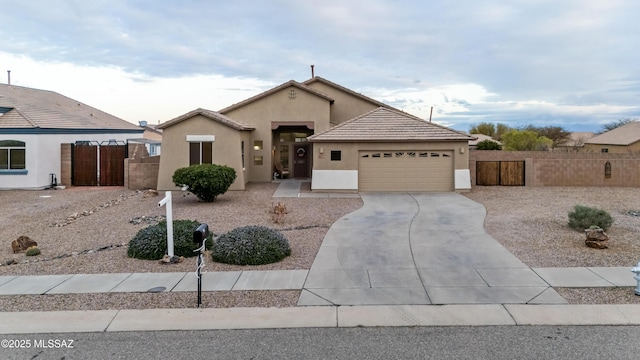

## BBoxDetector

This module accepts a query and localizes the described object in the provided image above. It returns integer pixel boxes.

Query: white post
[158,191,174,257]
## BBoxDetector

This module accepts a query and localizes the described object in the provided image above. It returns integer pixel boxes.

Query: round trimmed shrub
[172,164,236,202]
[212,225,291,265]
[568,205,614,231]
[26,247,41,256]
[128,220,212,260]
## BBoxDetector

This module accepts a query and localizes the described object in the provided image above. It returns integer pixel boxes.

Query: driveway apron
[298,193,565,306]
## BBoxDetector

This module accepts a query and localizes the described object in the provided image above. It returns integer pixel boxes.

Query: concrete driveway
[299,192,566,306]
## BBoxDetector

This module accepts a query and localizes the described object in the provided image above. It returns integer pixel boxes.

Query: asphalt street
[2,326,639,360]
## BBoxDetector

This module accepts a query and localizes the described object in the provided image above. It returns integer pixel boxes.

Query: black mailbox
[193,223,209,244]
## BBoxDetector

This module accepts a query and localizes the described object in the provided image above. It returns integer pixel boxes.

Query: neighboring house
[584,122,640,153]
[0,83,143,189]
[556,132,595,151]
[156,77,473,192]
[469,134,501,149]
[128,121,163,158]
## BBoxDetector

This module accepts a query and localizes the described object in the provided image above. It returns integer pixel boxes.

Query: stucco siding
[222,86,332,182]
[156,115,246,191]
[305,82,381,124]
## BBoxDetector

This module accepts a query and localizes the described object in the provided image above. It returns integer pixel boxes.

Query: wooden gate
[476,161,525,186]
[73,145,99,186]
[72,144,126,186]
[100,145,126,186]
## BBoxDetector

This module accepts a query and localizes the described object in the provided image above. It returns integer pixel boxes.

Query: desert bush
[172,164,236,202]
[568,205,613,231]
[25,246,41,256]
[128,220,212,260]
[476,139,502,150]
[212,225,291,265]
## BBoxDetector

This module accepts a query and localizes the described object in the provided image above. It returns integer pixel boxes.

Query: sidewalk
[0,267,635,296]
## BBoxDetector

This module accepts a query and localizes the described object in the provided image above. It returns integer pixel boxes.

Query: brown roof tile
[308,107,473,142]
[157,108,254,131]
[0,84,140,131]
[585,122,640,145]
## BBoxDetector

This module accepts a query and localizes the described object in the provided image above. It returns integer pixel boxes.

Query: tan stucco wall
[222,86,332,182]
[583,141,640,153]
[305,81,382,124]
[312,141,470,170]
[156,114,248,191]
[143,128,163,142]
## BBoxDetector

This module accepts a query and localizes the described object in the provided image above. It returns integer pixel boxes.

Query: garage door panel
[358,150,454,191]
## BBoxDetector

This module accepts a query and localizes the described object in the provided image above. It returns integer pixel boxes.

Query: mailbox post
[158,191,174,257]
[193,223,209,307]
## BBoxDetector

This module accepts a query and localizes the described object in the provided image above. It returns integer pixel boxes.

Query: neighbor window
[253,140,263,150]
[330,150,341,161]
[254,155,264,165]
[241,141,245,170]
[189,142,212,165]
[601,148,609,153]
[0,140,26,170]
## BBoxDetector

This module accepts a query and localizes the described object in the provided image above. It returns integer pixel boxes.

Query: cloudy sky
[1,0,639,132]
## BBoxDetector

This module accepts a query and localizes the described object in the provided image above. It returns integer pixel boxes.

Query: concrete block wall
[60,143,72,186]
[124,156,160,190]
[470,150,640,187]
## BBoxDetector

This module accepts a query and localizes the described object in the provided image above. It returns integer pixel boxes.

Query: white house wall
[0,133,138,190]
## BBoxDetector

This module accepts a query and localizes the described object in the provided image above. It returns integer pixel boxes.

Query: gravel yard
[1,184,639,310]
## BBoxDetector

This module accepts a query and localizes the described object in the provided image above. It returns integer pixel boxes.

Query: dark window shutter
[202,142,213,164]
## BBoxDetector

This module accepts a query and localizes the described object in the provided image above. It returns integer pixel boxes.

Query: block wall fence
[470,150,640,187]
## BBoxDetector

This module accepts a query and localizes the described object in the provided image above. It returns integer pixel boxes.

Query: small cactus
[25,246,41,256]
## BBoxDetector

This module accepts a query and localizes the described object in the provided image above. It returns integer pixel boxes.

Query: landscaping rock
[158,255,185,264]
[11,236,38,253]
[585,226,608,249]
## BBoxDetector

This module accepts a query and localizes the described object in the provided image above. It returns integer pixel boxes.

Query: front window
[189,142,212,165]
[0,140,26,170]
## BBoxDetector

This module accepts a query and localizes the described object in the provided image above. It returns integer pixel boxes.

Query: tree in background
[469,122,512,140]
[601,118,636,133]
[495,123,511,140]
[501,129,553,151]
[521,125,570,148]
[468,122,496,137]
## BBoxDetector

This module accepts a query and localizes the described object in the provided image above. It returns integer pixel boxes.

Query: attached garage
[358,150,454,191]
[308,107,473,192]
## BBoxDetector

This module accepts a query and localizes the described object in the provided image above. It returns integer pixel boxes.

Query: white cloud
[0,52,273,124]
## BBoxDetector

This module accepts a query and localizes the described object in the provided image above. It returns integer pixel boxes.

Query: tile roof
[308,107,473,142]
[218,80,334,114]
[585,122,640,145]
[157,108,254,131]
[303,76,392,109]
[0,83,140,131]
[557,131,595,147]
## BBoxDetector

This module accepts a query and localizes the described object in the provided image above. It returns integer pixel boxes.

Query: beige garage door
[358,150,454,191]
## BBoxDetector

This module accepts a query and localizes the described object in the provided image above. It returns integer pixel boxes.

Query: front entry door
[293,144,310,178]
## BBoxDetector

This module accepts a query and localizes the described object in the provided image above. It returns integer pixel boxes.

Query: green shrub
[25,247,41,256]
[172,164,236,202]
[568,205,614,231]
[476,139,502,150]
[212,225,291,265]
[127,220,212,260]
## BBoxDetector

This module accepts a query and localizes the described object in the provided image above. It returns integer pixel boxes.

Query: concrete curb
[1,304,640,334]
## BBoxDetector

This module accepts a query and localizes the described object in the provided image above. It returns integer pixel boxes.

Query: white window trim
[186,135,215,142]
